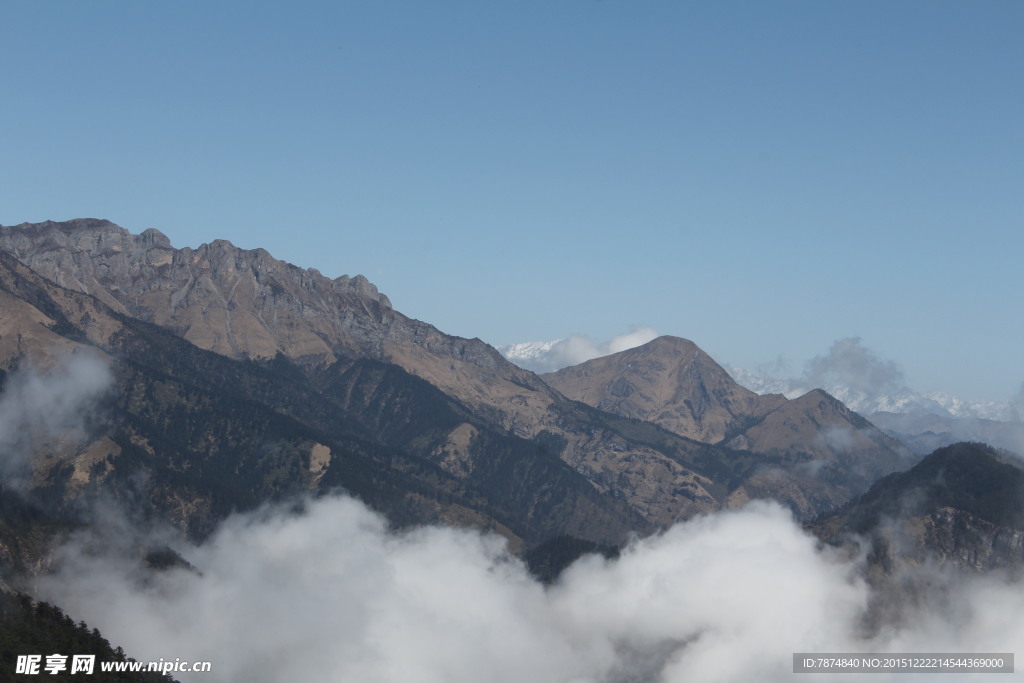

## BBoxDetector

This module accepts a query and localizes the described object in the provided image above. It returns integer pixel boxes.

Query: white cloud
[36,494,1024,683]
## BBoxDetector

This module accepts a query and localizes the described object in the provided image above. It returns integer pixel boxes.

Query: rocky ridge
[0,220,729,526]
[0,248,650,557]
[0,219,914,527]
[0,218,393,361]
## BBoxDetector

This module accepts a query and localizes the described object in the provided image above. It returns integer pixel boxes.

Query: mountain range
[0,219,918,549]
[725,365,1022,422]
[1,218,1021,667]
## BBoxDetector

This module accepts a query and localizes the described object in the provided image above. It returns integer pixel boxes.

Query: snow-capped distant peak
[722,366,799,398]
[922,392,1021,422]
[497,340,562,363]
[725,366,1020,422]
[496,328,661,374]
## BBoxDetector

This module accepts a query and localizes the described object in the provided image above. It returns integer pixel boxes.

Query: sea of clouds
[8,352,1024,683]
[34,494,1024,683]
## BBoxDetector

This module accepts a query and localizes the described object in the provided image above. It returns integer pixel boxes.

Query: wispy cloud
[0,352,112,491]
[804,337,906,398]
[1011,382,1024,422]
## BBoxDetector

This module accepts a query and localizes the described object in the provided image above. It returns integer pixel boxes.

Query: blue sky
[2,1,1021,401]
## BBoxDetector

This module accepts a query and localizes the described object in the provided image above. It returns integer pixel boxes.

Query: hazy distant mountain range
[501,335,1024,457]
[724,365,1021,422]
[724,368,1024,456]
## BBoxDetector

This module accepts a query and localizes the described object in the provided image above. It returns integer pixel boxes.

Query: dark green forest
[0,591,176,683]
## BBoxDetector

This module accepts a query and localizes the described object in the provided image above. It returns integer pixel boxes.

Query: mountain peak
[138,227,172,248]
[543,335,773,442]
[641,334,700,351]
